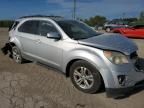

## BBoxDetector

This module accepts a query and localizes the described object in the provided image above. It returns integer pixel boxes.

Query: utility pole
[73,0,76,19]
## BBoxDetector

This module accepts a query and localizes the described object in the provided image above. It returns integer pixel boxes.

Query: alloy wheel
[73,66,94,89]
[12,48,21,63]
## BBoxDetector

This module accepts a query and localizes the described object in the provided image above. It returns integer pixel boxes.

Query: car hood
[78,33,138,55]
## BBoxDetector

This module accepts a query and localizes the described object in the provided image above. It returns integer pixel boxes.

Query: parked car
[112,25,144,38]
[5,16,144,98]
[104,19,128,32]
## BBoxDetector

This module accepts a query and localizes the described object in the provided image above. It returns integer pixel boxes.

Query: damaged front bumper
[106,80,144,98]
[106,59,144,98]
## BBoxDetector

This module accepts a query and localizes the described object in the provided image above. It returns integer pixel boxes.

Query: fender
[62,48,115,88]
[9,36,23,50]
[63,49,105,71]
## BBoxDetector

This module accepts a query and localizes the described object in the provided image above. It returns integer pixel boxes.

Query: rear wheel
[70,60,102,93]
[12,46,24,64]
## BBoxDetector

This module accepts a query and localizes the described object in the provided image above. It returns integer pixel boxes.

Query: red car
[112,25,144,38]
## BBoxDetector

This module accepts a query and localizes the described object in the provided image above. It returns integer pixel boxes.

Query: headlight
[103,51,129,64]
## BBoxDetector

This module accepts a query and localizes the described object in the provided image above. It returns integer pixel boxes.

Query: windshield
[56,20,101,40]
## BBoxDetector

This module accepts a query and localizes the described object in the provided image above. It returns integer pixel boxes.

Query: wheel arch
[65,58,104,79]
[9,37,22,50]
[65,59,81,77]
[64,50,106,77]
[9,42,16,47]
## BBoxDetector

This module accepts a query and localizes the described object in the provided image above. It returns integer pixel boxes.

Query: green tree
[0,20,13,27]
[131,11,144,26]
[84,15,107,26]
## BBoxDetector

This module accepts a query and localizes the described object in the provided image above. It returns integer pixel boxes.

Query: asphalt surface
[0,28,144,108]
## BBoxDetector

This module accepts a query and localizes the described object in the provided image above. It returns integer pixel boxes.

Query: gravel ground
[0,28,144,108]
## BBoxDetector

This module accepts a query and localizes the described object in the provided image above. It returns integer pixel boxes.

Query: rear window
[9,21,19,31]
[18,20,39,35]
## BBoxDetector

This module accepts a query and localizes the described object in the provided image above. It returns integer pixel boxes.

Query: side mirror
[47,32,61,40]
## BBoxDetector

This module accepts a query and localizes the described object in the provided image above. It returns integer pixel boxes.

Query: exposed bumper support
[1,42,12,57]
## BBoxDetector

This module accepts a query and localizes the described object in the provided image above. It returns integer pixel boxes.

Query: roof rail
[19,15,64,20]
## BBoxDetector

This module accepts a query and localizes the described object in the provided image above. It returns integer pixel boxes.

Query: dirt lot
[0,28,144,108]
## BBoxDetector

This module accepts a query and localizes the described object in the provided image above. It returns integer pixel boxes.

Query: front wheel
[70,60,102,93]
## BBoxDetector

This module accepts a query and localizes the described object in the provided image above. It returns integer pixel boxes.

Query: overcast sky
[0,0,143,20]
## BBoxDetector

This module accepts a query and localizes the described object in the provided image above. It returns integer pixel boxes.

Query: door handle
[35,39,41,44]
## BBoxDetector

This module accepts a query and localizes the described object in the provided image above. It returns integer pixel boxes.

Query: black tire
[70,60,102,93]
[12,46,24,64]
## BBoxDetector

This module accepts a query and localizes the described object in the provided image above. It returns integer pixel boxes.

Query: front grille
[129,52,143,72]
[130,51,138,60]
[135,58,144,72]
[135,80,144,87]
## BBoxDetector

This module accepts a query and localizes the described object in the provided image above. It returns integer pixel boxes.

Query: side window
[18,20,39,35]
[39,21,58,37]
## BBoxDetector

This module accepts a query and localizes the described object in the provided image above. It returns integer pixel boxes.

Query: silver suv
[8,16,144,98]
